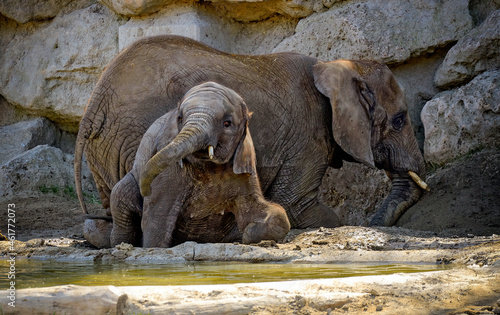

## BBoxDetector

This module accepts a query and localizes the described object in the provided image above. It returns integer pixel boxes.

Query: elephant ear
[233,124,257,175]
[313,60,377,168]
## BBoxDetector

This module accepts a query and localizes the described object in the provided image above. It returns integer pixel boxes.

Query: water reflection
[1,259,449,289]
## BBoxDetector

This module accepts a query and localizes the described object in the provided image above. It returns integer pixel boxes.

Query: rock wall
[0,0,499,225]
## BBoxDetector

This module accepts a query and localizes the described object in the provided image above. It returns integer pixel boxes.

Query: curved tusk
[408,171,429,191]
[208,146,214,160]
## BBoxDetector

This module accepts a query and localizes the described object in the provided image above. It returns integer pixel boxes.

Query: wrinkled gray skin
[84,82,290,248]
[75,35,425,234]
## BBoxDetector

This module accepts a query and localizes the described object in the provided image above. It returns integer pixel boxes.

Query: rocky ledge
[1,226,499,314]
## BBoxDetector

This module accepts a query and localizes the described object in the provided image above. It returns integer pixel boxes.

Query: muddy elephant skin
[75,35,426,229]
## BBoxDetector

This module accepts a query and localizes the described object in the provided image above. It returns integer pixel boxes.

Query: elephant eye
[392,113,405,131]
[178,115,183,124]
[224,120,232,128]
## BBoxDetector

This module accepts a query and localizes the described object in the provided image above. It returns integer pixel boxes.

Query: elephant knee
[84,219,112,248]
[265,204,291,239]
[242,203,290,244]
[110,173,142,221]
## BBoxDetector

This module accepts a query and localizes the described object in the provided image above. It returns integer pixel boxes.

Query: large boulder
[422,70,500,165]
[229,16,297,55]
[0,118,59,166]
[0,0,73,24]
[435,10,500,88]
[0,3,119,133]
[118,5,296,54]
[101,0,324,21]
[273,0,473,64]
[0,145,97,201]
[118,6,236,52]
[100,0,174,16]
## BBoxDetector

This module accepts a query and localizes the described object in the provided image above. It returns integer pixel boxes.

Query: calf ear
[233,125,257,175]
[313,60,376,168]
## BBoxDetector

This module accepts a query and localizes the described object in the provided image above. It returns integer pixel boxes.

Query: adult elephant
[75,35,427,228]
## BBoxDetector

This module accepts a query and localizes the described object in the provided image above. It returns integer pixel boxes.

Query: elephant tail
[75,126,88,214]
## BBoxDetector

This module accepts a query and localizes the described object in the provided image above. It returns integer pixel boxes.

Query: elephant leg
[266,160,340,229]
[110,172,143,247]
[83,218,112,248]
[238,200,291,244]
[141,171,188,248]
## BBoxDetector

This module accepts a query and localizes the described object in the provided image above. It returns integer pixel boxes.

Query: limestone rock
[435,10,500,88]
[119,6,296,54]
[14,285,127,315]
[231,16,297,54]
[422,70,500,165]
[0,145,97,201]
[0,96,30,127]
[207,0,278,23]
[469,0,500,26]
[0,118,59,166]
[100,0,174,16]
[0,0,73,24]
[118,6,236,52]
[102,0,323,21]
[0,4,119,133]
[273,0,473,64]
[391,52,445,150]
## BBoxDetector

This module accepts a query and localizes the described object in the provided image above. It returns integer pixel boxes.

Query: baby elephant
[84,82,290,248]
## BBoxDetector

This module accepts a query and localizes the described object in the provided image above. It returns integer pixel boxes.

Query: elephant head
[139,81,255,197]
[313,60,428,226]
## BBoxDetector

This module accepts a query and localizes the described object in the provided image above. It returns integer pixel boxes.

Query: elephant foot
[241,203,291,244]
[242,218,290,244]
[83,219,112,248]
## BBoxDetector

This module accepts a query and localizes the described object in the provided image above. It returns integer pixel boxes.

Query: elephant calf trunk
[139,120,213,197]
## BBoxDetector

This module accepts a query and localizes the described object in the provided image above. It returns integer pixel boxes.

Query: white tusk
[408,171,429,191]
[208,146,214,160]
[179,159,183,169]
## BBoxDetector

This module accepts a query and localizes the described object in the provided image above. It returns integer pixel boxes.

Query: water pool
[1,259,450,289]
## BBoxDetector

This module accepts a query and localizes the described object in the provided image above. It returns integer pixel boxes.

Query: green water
[1,259,449,289]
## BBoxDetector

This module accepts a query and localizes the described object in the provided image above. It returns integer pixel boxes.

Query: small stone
[376,305,383,312]
[26,238,45,247]
[115,242,134,251]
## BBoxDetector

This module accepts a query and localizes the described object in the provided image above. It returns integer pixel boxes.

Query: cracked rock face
[272,0,473,63]
[0,0,74,23]
[0,3,119,132]
[435,10,500,89]
[422,70,500,165]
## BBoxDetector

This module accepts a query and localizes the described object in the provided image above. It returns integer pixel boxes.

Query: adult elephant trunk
[139,114,214,197]
[369,173,425,226]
